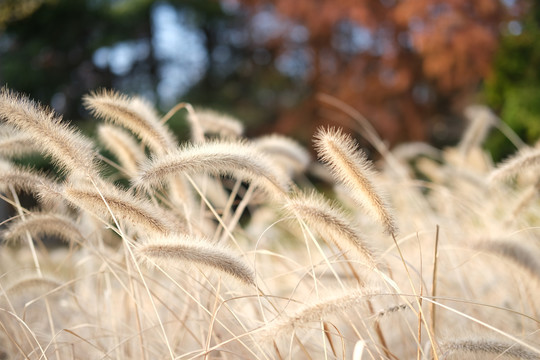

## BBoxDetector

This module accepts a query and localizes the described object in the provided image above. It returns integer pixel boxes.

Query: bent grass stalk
[141,258,265,359]
[460,105,496,158]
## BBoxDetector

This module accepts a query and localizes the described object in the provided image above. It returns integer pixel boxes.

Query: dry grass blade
[63,181,183,236]
[98,124,146,177]
[488,147,540,184]
[285,191,377,267]
[84,89,177,154]
[439,339,540,360]
[136,235,255,286]
[0,88,98,176]
[2,212,84,246]
[314,127,397,235]
[134,140,289,199]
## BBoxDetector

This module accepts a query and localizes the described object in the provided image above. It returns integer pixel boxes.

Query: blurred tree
[240,0,523,146]
[0,0,158,119]
[0,0,292,137]
[484,0,540,160]
[0,0,528,149]
[0,0,47,26]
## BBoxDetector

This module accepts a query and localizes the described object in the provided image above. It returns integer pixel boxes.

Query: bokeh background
[1,0,539,159]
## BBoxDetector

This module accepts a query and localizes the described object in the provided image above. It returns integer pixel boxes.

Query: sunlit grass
[0,89,539,359]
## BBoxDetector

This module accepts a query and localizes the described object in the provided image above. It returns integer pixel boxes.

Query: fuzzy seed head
[285,191,377,267]
[136,235,255,286]
[314,127,397,235]
[62,181,184,236]
[84,89,177,154]
[98,124,146,177]
[190,108,244,138]
[134,139,290,200]
[255,134,311,176]
[488,147,540,185]
[0,88,98,176]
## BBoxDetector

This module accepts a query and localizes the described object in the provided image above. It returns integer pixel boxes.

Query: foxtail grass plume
[391,142,441,162]
[2,275,65,300]
[189,108,244,138]
[0,88,98,176]
[260,288,378,340]
[459,105,496,157]
[0,126,37,158]
[255,134,311,176]
[2,212,84,246]
[136,235,255,286]
[488,147,540,185]
[84,90,177,154]
[473,240,540,279]
[98,124,146,178]
[285,191,377,267]
[314,127,397,235]
[134,139,289,199]
[62,181,184,236]
[0,165,58,196]
[439,339,540,360]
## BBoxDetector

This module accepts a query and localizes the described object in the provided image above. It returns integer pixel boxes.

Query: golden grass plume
[136,235,255,286]
[0,88,98,176]
[314,127,398,235]
[84,89,177,154]
[134,139,290,199]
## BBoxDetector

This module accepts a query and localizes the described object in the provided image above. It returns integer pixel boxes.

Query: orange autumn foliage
[241,0,523,145]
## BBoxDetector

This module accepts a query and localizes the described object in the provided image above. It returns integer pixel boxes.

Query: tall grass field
[0,88,539,359]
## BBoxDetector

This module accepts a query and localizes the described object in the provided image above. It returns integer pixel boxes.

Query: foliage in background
[0,0,48,26]
[1,0,157,115]
[240,0,523,145]
[0,0,531,149]
[0,0,292,139]
[484,0,540,161]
